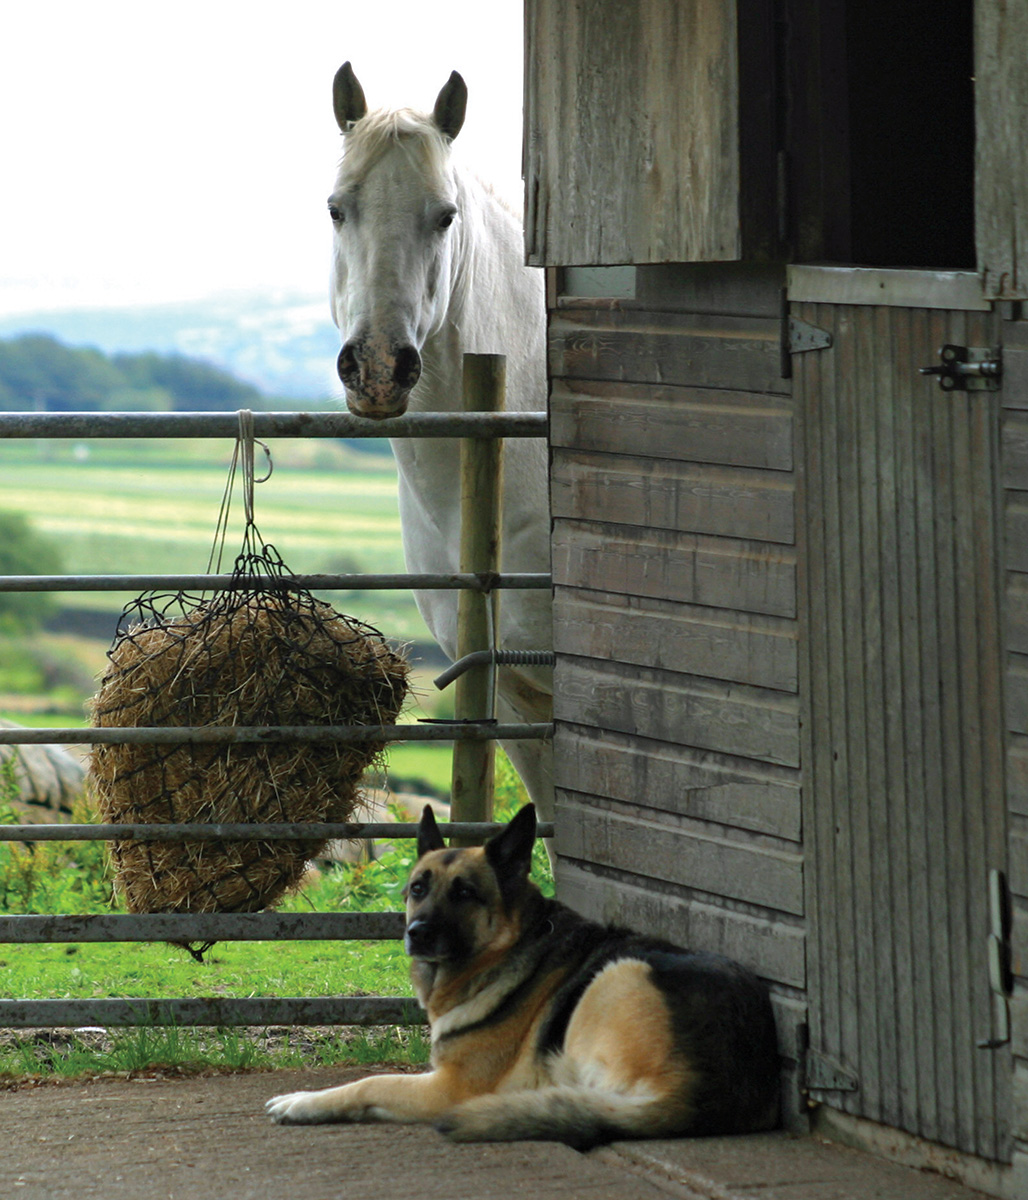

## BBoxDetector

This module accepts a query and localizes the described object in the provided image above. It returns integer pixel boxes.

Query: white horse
[328,63,553,825]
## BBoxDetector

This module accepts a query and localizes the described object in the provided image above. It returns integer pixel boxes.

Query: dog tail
[435,1086,686,1150]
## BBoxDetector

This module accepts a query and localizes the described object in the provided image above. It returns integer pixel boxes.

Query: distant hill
[0,333,267,412]
[0,291,340,401]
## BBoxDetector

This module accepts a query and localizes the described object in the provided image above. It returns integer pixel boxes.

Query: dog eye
[408,874,430,900]
[449,878,478,903]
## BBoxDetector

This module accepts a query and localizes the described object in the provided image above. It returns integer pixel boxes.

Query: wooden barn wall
[547,266,806,1093]
[794,294,1010,1164]
[523,0,781,267]
[976,2,1028,300]
[1004,317,1028,1171]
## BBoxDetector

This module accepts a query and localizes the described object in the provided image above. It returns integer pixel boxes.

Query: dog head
[403,804,537,964]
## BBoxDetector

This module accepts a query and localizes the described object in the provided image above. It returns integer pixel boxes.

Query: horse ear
[432,70,467,141]
[334,61,368,133]
[417,805,446,858]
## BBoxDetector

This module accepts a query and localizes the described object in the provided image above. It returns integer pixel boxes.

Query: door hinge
[919,344,1002,392]
[979,868,1013,1050]
[780,308,833,378]
[803,1047,859,1096]
[788,317,833,354]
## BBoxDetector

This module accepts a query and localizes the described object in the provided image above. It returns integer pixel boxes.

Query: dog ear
[485,804,536,895]
[417,805,446,858]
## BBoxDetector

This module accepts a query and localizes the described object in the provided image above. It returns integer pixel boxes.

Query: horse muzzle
[338,336,421,419]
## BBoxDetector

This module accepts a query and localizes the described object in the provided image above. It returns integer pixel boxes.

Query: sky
[0,1,524,316]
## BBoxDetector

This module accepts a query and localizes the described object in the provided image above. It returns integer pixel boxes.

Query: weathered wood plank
[554,656,800,768]
[1003,412,1028,489]
[554,588,797,694]
[1007,496,1028,572]
[1009,734,1028,818]
[525,0,741,266]
[551,520,797,617]
[556,799,804,917]
[976,0,1028,297]
[551,450,795,544]
[1007,575,1028,655]
[1008,654,1028,736]
[556,860,806,992]
[891,305,933,1135]
[796,299,1010,1159]
[549,309,786,395]
[549,380,793,471]
[1010,824,1028,901]
[1003,344,1028,410]
[553,723,801,842]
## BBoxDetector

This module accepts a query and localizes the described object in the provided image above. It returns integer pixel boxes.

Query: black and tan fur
[266,804,780,1147]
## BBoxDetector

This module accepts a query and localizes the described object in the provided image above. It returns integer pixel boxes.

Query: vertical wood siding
[548,284,805,1085]
[976,3,1028,299]
[795,300,1011,1162]
[524,0,742,266]
[1002,318,1028,1173]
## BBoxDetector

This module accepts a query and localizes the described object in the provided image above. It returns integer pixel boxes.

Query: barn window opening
[841,0,975,270]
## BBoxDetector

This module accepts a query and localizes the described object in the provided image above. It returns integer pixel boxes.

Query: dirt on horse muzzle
[338,334,422,418]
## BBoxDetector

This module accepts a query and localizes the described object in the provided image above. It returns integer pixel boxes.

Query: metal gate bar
[0,410,547,439]
[0,571,549,593]
[0,997,427,1028]
[0,821,555,844]
[0,723,552,746]
[1,400,551,1030]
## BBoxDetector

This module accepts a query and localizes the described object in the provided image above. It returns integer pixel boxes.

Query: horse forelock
[337,107,453,192]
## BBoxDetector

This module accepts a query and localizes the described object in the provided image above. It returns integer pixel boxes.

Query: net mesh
[87,416,409,941]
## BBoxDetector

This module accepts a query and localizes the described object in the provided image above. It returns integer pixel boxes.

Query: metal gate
[0,393,552,1030]
[790,267,1011,1161]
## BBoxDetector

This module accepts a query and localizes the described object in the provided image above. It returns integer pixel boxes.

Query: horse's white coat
[328,72,553,820]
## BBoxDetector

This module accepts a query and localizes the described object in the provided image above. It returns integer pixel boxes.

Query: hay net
[88,414,409,930]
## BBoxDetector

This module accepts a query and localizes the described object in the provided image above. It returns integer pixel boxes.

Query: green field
[0,436,430,642]
[0,436,545,1081]
[0,436,457,785]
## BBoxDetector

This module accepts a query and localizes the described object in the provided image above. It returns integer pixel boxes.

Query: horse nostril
[394,345,421,391]
[338,342,360,386]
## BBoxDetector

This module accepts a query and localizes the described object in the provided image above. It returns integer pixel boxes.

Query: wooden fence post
[449,353,504,842]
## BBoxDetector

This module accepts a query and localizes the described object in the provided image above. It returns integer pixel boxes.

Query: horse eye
[329,204,344,225]
[436,207,457,231]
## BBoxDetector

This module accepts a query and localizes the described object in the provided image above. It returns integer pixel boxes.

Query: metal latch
[979,868,1013,1050]
[920,344,1002,392]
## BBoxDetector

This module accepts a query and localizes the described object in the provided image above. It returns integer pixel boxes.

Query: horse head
[330,63,467,419]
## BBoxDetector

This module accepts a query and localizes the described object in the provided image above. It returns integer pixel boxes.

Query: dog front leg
[266,1068,464,1126]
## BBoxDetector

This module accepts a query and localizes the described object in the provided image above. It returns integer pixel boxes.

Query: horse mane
[338,107,453,189]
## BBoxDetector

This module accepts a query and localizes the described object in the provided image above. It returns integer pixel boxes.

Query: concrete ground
[0,1066,996,1200]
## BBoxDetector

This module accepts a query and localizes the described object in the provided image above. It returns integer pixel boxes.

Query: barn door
[791,267,1011,1161]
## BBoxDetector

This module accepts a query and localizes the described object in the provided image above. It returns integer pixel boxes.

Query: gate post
[449,353,504,842]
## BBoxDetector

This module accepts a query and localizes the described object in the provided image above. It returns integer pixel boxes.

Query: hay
[88,592,409,918]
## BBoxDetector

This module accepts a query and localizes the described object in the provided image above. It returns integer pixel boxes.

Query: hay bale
[88,593,409,916]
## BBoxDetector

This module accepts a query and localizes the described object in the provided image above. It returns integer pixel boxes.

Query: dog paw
[265,1090,335,1125]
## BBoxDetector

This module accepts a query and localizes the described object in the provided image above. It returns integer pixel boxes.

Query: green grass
[0,438,433,643]
[0,756,546,1082]
[0,437,540,1082]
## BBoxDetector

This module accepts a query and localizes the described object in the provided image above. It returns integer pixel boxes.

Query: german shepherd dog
[266,804,780,1147]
